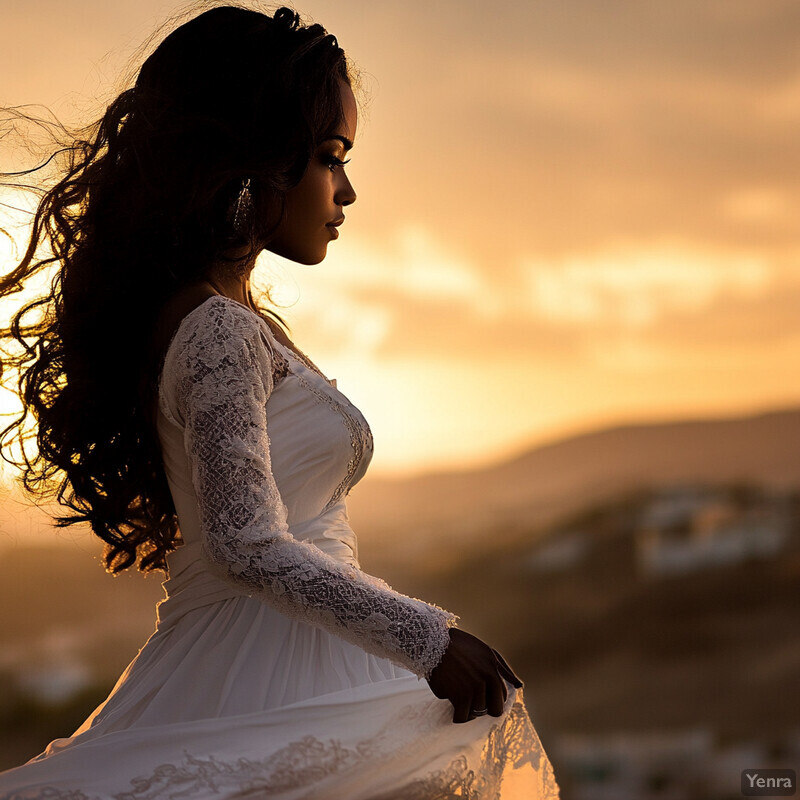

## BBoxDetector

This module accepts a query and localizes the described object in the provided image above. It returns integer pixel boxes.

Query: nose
[335,173,356,207]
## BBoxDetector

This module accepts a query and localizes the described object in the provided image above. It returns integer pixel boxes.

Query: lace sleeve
[169,300,457,679]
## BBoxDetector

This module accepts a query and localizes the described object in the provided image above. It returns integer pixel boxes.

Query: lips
[326,217,344,240]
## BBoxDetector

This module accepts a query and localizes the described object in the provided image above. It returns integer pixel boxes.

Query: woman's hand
[426,628,524,723]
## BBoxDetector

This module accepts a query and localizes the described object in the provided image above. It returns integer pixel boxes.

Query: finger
[487,676,506,717]
[452,695,472,724]
[493,649,524,688]
[468,685,487,721]
[490,661,508,705]
[493,648,523,687]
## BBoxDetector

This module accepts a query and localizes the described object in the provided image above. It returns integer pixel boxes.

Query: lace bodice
[157,296,457,679]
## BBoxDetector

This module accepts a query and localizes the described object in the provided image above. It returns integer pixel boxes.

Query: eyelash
[324,155,351,172]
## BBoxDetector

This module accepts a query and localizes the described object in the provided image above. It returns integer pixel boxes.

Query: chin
[266,243,327,265]
[296,248,328,266]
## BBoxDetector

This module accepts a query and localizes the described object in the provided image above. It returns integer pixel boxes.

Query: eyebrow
[324,134,353,151]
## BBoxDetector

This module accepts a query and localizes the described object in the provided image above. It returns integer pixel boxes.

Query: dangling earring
[232,178,253,236]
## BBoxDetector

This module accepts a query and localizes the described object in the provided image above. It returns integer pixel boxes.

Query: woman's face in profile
[266,80,358,265]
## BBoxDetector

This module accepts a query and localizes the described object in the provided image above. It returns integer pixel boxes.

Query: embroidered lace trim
[159,297,456,679]
[9,696,559,799]
[290,368,371,511]
[373,696,561,800]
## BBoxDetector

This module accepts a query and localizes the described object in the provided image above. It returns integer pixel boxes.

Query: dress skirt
[0,544,560,799]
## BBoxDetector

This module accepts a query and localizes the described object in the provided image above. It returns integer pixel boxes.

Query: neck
[205,274,249,305]
[204,250,258,308]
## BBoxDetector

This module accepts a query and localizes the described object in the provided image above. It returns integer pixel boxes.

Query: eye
[323,154,351,173]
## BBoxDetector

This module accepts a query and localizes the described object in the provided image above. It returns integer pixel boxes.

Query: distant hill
[347,407,800,572]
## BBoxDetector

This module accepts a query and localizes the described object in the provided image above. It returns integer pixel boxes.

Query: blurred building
[528,530,590,572]
[635,486,790,577]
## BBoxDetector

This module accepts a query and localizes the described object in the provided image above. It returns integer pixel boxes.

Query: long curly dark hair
[0,4,357,574]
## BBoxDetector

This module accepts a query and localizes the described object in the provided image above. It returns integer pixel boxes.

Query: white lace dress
[0,295,560,800]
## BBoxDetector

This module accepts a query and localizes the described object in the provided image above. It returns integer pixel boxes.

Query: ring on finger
[471,707,488,716]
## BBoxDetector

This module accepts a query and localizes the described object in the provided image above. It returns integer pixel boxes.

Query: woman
[0,5,559,798]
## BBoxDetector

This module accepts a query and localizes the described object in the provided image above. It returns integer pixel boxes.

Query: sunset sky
[1,0,799,477]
